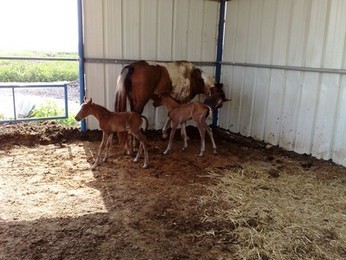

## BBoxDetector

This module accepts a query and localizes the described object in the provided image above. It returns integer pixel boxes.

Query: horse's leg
[181,123,188,151]
[92,132,109,170]
[132,132,149,168]
[103,133,113,162]
[204,122,217,154]
[162,117,171,139]
[196,122,206,157]
[164,123,178,155]
[180,123,189,141]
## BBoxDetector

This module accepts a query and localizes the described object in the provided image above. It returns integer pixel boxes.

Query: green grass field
[0,50,78,82]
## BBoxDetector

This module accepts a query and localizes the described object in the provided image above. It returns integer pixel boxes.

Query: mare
[75,97,149,169]
[114,60,226,114]
[114,60,227,146]
[153,93,217,157]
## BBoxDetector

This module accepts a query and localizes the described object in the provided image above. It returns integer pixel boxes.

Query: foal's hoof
[198,152,204,157]
[213,149,218,155]
[142,163,148,169]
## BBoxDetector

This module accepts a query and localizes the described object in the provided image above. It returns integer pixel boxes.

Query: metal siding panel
[287,0,310,67]
[239,67,256,136]
[228,66,244,133]
[294,72,319,154]
[245,1,262,63]
[251,68,271,140]
[83,0,104,57]
[172,0,189,59]
[104,0,123,58]
[233,0,250,62]
[257,0,276,64]
[123,0,140,59]
[311,74,340,160]
[305,0,328,68]
[201,1,218,61]
[218,66,233,130]
[264,70,285,145]
[223,0,239,62]
[332,75,346,166]
[157,1,174,60]
[141,0,158,60]
[85,64,105,130]
[323,0,346,69]
[271,1,292,65]
[187,0,204,60]
[278,71,302,150]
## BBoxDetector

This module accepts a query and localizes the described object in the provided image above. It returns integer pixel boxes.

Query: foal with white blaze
[153,93,217,156]
[75,97,149,169]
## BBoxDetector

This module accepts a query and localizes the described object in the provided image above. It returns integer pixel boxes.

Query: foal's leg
[103,133,114,162]
[162,117,171,138]
[196,122,206,157]
[181,123,188,151]
[92,132,109,170]
[132,131,149,168]
[204,122,217,154]
[164,122,178,155]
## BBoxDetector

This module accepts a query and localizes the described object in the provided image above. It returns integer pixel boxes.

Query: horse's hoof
[213,150,217,155]
[162,134,168,139]
[163,150,169,155]
[91,165,97,170]
[198,153,204,157]
[142,164,148,169]
[182,147,187,151]
[133,158,139,163]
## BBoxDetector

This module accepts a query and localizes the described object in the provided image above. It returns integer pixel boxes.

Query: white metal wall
[219,0,346,166]
[82,0,219,130]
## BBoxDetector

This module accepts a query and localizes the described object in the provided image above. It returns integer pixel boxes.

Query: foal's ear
[88,98,93,105]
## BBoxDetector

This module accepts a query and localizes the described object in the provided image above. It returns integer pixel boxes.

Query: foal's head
[75,97,94,121]
[206,83,230,109]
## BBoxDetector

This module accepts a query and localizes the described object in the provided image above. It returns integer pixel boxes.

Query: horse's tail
[141,115,149,132]
[115,65,133,112]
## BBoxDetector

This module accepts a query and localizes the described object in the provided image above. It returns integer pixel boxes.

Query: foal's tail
[115,65,133,112]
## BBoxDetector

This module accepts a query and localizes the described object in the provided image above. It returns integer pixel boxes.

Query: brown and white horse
[114,60,226,114]
[114,60,227,147]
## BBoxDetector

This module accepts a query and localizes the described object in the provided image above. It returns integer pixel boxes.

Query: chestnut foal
[153,93,217,156]
[75,97,149,169]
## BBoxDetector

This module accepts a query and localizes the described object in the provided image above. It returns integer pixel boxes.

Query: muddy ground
[0,121,345,260]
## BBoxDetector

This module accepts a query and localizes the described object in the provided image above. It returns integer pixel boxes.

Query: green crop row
[0,60,78,82]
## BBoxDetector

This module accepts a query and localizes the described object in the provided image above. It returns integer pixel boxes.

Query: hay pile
[199,161,346,259]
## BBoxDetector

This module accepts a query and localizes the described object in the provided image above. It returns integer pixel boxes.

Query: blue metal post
[64,84,69,118]
[213,0,227,126]
[77,0,86,132]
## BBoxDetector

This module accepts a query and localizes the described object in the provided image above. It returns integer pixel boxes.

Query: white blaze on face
[201,71,215,96]
[146,61,193,101]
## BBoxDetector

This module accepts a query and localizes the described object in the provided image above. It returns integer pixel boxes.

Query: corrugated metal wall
[82,0,219,130]
[82,0,346,167]
[219,0,346,166]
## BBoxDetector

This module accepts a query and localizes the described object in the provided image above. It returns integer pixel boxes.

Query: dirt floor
[0,121,345,260]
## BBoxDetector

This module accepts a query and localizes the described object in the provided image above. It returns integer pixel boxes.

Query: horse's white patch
[146,61,193,101]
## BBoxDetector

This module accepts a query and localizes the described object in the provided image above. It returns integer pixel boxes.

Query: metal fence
[0,82,69,123]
